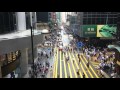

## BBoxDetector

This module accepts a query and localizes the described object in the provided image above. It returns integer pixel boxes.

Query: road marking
[53,47,56,78]
[80,56,94,78]
[72,53,82,78]
[82,55,99,78]
[69,52,78,78]
[55,48,59,78]
[75,54,88,78]
[68,63,72,78]
[66,52,73,78]
[60,50,62,78]
[63,53,67,78]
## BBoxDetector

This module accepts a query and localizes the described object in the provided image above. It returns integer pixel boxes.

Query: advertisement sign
[97,25,117,37]
[83,25,97,37]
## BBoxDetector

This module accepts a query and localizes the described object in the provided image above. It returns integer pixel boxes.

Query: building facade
[0,12,44,78]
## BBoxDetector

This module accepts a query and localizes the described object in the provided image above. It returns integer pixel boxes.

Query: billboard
[97,25,117,38]
[83,25,97,37]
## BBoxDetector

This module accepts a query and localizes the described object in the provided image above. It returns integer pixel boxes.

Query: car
[58,45,63,51]
[44,41,53,47]
[57,41,63,46]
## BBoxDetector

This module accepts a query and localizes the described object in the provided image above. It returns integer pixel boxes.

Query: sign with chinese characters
[83,25,97,37]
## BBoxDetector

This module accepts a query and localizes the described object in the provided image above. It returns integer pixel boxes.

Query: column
[34,12,37,29]
[20,48,28,77]
[32,12,37,29]
[16,12,26,31]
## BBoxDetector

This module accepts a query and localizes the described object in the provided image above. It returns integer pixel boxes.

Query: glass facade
[0,12,16,34]
[83,12,117,25]
[36,12,49,23]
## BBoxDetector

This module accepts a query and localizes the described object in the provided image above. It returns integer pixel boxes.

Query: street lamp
[30,12,35,78]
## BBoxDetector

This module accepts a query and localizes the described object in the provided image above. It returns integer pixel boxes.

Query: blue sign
[77,42,83,48]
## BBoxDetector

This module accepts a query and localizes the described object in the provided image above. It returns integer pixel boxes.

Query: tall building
[61,12,66,24]
[56,12,61,25]
[36,12,49,23]
[0,12,44,78]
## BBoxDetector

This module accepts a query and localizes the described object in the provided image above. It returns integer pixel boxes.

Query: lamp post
[30,12,35,78]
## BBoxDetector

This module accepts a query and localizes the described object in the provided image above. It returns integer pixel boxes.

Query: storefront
[0,50,21,78]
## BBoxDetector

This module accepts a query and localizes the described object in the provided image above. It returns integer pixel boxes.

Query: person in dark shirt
[83,73,85,78]
[87,61,89,68]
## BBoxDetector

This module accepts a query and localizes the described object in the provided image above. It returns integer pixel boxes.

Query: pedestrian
[77,70,79,76]
[87,61,89,68]
[46,54,49,58]
[78,53,80,58]
[41,51,43,57]
[52,48,54,53]
[78,58,81,64]
[83,73,85,78]
[71,48,72,52]
[73,60,75,64]
[50,51,52,56]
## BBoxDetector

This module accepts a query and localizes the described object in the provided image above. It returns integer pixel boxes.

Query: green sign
[83,25,97,37]
[97,25,117,37]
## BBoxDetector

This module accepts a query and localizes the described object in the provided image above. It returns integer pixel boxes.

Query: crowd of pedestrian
[28,33,56,78]
[83,45,117,78]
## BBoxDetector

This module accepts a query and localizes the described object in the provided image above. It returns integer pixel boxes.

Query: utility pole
[30,12,35,78]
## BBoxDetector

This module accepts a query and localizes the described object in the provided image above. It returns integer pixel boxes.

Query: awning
[108,45,120,53]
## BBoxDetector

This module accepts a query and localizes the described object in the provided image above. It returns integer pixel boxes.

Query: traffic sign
[77,42,83,48]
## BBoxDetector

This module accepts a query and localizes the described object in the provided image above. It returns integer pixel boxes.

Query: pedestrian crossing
[90,61,100,68]
[53,47,100,78]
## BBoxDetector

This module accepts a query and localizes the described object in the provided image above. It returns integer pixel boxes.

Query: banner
[97,25,117,37]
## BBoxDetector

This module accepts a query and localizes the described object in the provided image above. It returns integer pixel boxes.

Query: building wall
[0,34,43,55]
[36,12,49,23]
[0,12,16,34]
[117,12,120,40]
[61,12,66,23]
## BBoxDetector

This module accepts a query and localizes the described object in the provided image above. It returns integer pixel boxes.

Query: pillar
[20,48,28,77]
[33,12,37,29]
[16,12,26,31]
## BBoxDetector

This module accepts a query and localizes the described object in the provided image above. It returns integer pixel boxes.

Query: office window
[0,12,16,34]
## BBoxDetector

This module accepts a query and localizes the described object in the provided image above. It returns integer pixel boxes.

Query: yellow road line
[72,53,82,78]
[79,70,83,78]
[60,50,62,78]
[91,61,100,64]
[53,47,56,78]
[63,53,67,78]
[55,48,59,78]
[69,52,78,78]
[72,53,79,69]
[80,62,89,78]
[80,56,94,78]
[82,55,99,78]
[68,63,72,78]
[76,54,88,78]
[66,52,73,78]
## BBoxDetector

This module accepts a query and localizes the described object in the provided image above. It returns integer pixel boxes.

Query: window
[0,12,16,34]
